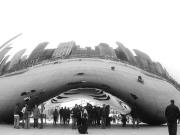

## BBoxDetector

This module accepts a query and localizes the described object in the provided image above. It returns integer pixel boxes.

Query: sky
[0,0,180,82]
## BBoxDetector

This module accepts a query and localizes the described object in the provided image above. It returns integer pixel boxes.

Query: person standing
[39,103,45,129]
[67,108,71,124]
[14,103,21,129]
[21,104,26,128]
[33,105,40,128]
[59,107,63,124]
[165,100,180,135]
[101,104,107,129]
[53,108,59,125]
[71,105,77,129]
[63,107,67,124]
[131,105,140,128]
[121,114,127,127]
[23,104,30,129]
[78,107,88,134]
[105,105,110,127]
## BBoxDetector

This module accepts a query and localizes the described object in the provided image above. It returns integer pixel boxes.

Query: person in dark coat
[131,105,140,128]
[165,99,180,135]
[121,114,127,127]
[101,104,107,129]
[59,107,63,124]
[53,108,59,125]
[78,107,88,134]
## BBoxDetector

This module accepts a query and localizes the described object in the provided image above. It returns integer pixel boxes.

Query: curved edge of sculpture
[0,58,179,125]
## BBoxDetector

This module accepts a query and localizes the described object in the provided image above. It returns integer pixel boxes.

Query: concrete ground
[0,124,179,135]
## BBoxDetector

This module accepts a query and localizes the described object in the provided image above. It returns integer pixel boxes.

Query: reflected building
[95,43,117,59]
[0,40,179,125]
[0,46,12,62]
[115,42,136,65]
[135,55,149,69]
[21,55,28,62]
[52,41,75,59]
[134,49,153,70]
[0,55,10,75]
[28,42,48,63]
[8,49,26,70]
[133,49,152,63]
[0,41,176,84]
[40,49,55,61]
[71,46,99,57]
[154,62,165,75]
[0,40,176,86]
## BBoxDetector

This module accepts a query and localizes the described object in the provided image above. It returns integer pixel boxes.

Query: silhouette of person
[53,108,59,125]
[131,105,140,128]
[121,114,127,127]
[165,100,180,135]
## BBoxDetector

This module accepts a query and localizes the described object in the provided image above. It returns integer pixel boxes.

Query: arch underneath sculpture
[0,58,179,125]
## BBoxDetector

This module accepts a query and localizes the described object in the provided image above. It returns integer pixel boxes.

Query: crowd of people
[14,102,141,132]
[13,98,180,135]
[70,103,110,129]
[14,103,45,129]
[53,107,71,125]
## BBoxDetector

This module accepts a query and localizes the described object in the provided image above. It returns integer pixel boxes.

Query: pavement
[0,124,178,135]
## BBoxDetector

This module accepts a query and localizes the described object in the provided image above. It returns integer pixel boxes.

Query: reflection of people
[21,105,26,128]
[131,105,140,128]
[14,103,20,129]
[165,100,180,135]
[101,104,107,129]
[71,104,79,129]
[121,114,127,127]
[39,103,45,129]
[33,105,40,128]
[53,108,59,125]
[24,104,30,129]
[59,107,63,124]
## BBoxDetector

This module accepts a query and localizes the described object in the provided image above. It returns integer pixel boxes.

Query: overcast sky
[0,0,180,82]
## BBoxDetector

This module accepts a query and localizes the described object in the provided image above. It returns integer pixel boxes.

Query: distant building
[8,49,26,70]
[163,68,170,78]
[135,55,149,69]
[114,48,128,61]
[148,62,158,74]
[28,42,48,62]
[2,61,10,74]
[115,42,136,65]
[0,46,12,62]
[52,41,75,59]
[95,43,117,59]
[0,41,176,88]
[154,62,165,75]
[0,55,10,75]
[21,55,28,62]
[71,46,99,57]
[133,49,152,66]
[40,49,55,61]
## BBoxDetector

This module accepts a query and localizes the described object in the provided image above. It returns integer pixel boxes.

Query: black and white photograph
[0,0,180,135]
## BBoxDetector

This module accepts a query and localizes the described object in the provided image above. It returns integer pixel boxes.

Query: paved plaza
[1,124,180,135]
